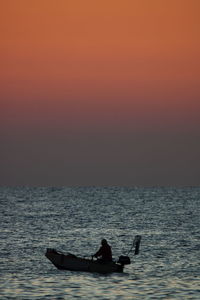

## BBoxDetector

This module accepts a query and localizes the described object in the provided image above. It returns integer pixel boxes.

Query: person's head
[101,239,107,246]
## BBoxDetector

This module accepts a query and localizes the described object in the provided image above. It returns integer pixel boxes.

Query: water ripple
[0,187,200,299]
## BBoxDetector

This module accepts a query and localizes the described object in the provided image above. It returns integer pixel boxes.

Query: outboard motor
[118,235,142,265]
[118,255,131,265]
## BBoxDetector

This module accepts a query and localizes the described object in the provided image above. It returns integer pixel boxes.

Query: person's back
[94,239,112,262]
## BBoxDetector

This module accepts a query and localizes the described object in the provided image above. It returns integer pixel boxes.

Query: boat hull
[45,249,124,274]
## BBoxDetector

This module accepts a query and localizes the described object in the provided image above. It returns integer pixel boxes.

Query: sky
[0,0,200,186]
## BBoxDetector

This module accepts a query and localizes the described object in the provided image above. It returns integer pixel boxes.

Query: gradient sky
[0,0,200,186]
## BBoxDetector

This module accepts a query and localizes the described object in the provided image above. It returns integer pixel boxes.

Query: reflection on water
[0,187,200,299]
[1,273,200,299]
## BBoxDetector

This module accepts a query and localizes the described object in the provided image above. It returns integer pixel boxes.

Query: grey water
[0,187,200,299]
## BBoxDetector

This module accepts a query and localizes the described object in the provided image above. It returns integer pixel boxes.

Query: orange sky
[1,0,200,128]
[0,0,200,185]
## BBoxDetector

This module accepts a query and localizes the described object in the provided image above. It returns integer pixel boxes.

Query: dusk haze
[1,0,200,186]
[1,1,200,299]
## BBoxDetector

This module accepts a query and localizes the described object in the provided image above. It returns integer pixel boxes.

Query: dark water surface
[0,187,200,299]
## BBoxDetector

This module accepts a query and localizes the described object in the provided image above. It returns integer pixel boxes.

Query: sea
[0,187,200,299]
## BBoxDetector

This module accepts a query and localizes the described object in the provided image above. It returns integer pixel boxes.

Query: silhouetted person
[93,239,112,262]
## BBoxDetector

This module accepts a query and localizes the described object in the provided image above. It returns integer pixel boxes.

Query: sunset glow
[1,0,200,185]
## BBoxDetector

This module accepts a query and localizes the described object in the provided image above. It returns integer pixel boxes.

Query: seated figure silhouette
[93,239,112,262]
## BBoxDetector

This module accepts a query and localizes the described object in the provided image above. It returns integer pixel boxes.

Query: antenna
[127,235,142,255]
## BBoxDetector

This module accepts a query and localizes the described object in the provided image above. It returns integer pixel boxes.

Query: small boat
[45,249,126,273]
[45,235,141,274]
